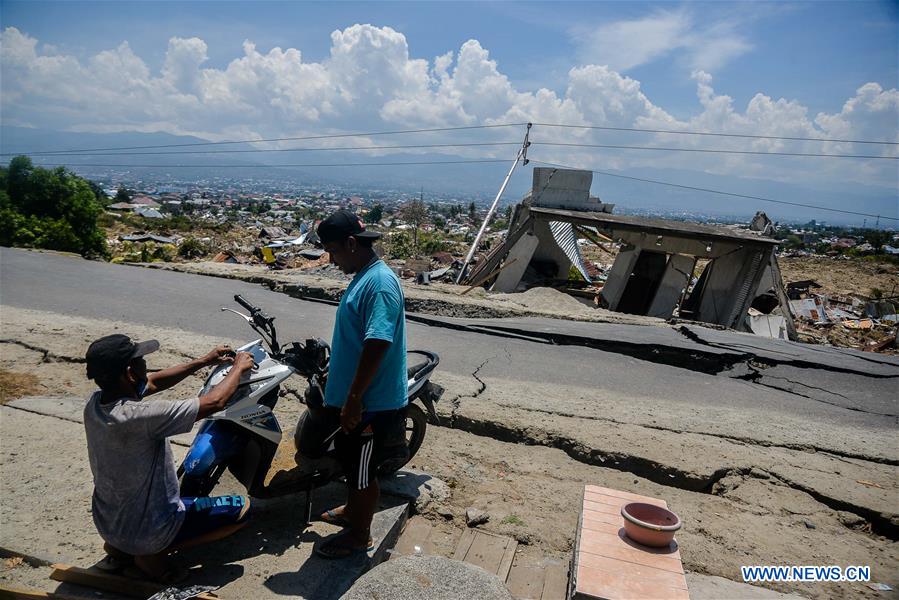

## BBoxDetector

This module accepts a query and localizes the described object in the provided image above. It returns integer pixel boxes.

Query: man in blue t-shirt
[314,209,408,559]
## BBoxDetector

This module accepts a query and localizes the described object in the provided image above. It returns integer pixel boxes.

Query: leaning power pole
[456,123,531,284]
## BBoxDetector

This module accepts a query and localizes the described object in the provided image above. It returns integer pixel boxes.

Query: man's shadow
[168,478,412,598]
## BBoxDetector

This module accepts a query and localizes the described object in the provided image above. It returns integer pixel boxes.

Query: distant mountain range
[2,126,895,226]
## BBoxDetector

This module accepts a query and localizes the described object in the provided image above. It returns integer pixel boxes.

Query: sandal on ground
[97,543,134,572]
[96,554,133,572]
[319,508,351,528]
[314,533,374,560]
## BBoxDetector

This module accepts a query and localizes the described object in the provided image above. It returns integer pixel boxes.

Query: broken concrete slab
[465,508,490,527]
[686,573,806,599]
[340,555,513,600]
[437,389,898,537]
[379,469,449,514]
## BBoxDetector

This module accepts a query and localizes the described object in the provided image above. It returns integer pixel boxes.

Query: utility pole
[456,123,531,284]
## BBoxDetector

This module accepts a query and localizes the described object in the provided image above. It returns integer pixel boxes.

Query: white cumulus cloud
[0,24,896,192]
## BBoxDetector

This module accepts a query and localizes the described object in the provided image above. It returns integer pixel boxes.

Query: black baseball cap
[317,209,381,244]
[86,334,159,380]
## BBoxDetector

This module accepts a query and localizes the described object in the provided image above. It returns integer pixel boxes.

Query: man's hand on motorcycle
[232,352,255,373]
[340,396,363,433]
[203,345,235,366]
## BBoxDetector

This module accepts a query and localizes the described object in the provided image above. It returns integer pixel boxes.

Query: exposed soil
[1,305,895,599]
[0,368,41,404]
[778,256,899,300]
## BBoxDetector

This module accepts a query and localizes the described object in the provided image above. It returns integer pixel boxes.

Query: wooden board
[452,529,517,583]
[572,485,689,600]
[48,564,218,600]
[506,559,546,600]
[390,516,436,559]
[0,584,88,600]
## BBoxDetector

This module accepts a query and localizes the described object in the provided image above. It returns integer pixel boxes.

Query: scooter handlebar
[234,294,256,312]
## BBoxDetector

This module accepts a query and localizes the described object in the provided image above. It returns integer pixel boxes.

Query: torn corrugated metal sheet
[549,221,591,283]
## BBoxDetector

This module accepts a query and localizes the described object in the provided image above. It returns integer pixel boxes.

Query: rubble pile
[789,284,898,353]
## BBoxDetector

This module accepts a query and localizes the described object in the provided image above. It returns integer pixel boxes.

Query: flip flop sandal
[96,554,133,572]
[314,535,374,560]
[319,508,351,528]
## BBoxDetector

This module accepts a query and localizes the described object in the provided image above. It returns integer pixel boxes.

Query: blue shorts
[172,495,251,545]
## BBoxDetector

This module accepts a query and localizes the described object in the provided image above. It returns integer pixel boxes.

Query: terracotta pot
[621,502,682,548]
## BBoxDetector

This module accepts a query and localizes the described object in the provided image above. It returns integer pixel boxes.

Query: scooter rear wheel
[404,404,428,461]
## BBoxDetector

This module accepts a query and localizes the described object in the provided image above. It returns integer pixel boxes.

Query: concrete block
[341,555,514,600]
[379,469,449,514]
[648,254,694,319]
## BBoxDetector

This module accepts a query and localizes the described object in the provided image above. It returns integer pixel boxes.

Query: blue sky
[1,1,897,222]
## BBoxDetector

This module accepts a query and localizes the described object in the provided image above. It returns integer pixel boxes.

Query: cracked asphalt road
[2,248,897,598]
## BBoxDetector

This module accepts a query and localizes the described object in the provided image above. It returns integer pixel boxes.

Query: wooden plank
[48,564,218,600]
[452,528,477,561]
[0,585,87,600]
[390,516,434,559]
[497,538,517,584]
[506,559,545,600]
[577,540,683,573]
[577,553,688,589]
[575,563,690,600]
[462,531,512,576]
[541,562,569,600]
[584,486,670,507]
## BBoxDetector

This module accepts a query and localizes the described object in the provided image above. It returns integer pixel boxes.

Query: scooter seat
[407,356,430,380]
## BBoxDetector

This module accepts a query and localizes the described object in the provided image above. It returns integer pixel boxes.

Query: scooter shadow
[171,481,409,597]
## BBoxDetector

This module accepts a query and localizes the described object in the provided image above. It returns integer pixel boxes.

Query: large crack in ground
[447,357,490,427]
[487,403,899,466]
[0,339,87,365]
[438,412,898,540]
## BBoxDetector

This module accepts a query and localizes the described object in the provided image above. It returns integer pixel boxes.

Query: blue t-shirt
[324,258,408,412]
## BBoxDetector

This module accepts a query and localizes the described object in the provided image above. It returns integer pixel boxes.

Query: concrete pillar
[491,231,540,293]
[696,246,768,327]
[600,245,640,310]
[647,254,694,319]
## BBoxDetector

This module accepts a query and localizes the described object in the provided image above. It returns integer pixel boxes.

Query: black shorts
[330,407,407,490]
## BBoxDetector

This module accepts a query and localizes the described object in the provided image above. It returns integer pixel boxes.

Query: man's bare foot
[320,505,350,527]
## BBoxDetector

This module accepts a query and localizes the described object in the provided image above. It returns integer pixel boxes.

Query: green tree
[365,203,384,224]
[115,186,133,204]
[468,201,476,222]
[0,156,107,257]
[401,199,429,255]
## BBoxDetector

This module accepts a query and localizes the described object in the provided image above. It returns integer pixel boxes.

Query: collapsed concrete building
[464,168,795,339]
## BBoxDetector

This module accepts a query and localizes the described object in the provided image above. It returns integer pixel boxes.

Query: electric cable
[529,159,898,221]
[4,123,528,156]
[532,123,899,145]
[2,141,521,157]
[531,142,896,160]
[36,158,511,168]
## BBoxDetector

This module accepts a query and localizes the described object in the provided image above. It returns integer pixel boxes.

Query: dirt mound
[491,286,593,314]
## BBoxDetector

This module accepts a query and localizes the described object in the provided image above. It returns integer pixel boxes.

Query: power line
[7,121,897,157]
[6,139,890,160]
[529,159,898,222]
[37,158,510,168]
[6,123,527,156]
[533,123,899,146]
[532,142,896,160]
[1,141,521,157]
